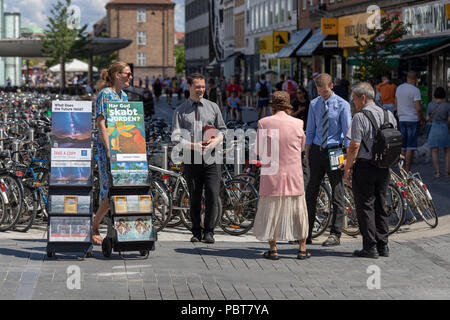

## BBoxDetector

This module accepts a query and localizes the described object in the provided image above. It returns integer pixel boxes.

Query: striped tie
[321,101,329,149]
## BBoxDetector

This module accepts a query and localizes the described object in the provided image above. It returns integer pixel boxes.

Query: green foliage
[175,45,185,75]
[41,0,90,89]
[354,15,410,86]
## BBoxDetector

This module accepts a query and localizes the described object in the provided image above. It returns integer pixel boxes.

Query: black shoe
[377,245,390,257]
[202,233,215,244]
[190,235,202,243]
[353,249,379,259]
[322,235,340,247]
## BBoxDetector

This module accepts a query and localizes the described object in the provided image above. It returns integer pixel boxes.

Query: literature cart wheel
[86,251,93,258]
[102,237,113,258]
[139,250,149,257]
[47,251,54,258]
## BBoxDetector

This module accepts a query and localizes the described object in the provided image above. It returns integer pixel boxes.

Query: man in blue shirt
[304,73,352,246]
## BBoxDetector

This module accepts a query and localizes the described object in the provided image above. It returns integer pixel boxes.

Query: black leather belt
[311,144,342,152]
[355,158,371,163]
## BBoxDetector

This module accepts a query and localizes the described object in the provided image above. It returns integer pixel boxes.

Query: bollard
[12,140,20,163]
[162,144,168,171]
[28,128,35,142]
[0,127,4,151]
[234,144,242,176]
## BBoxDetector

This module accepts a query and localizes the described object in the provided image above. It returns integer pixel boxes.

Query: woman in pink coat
[253,91,310,260]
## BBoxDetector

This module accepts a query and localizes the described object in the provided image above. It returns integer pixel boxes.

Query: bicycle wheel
[0,173,24,232]
[219,178,259,236]
[179,190,223,231]
[312,182,332,238]
[342,184,360,236]
[13,185,38,233]
[386,182,405,235]
[151,180,172,232]
[410,178,438,228]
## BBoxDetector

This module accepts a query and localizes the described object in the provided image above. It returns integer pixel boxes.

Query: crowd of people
[93,61,449,261]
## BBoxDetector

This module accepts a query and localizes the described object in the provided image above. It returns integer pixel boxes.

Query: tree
[41,0,89,91]
[175,45,185,75]
[353,14,410,86]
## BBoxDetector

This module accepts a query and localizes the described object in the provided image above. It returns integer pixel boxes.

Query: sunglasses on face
[120,72,133,78]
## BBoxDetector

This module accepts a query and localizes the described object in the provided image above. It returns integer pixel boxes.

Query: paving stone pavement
[1,225,450,300]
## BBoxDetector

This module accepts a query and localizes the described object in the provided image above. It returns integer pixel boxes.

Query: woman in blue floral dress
[92,61,133,245]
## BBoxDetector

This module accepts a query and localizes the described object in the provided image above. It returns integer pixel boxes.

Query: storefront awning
[276,28,312,58]
[348,36,450,65]
[296,28,327,56]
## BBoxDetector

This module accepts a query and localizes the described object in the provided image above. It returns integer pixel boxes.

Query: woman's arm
[97,115,110,158]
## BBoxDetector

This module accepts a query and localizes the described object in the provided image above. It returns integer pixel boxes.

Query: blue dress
[95,88,128,200]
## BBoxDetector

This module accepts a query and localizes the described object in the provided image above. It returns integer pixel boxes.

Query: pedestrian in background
[426,87,450,177]
[276,74,285,91]
[343,82,397,259]
[304,73,352,247]
[256,74,272,119]
[227,91,240,122]
[253,91,310,260]
[377,75,397,113]
[395,71,424,173]
[207,78,219,104]
[282,76,298,101]
[291,86,309,129]
[307,72,319,101]
[153,78,162,102]
[333,78,349,101]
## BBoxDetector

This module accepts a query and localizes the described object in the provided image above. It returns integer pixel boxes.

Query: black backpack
[259,81,269,98]
[360,109,403,168]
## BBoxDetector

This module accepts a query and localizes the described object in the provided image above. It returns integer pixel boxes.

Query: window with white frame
[137,8,146,23]
[264,1,268,28]
[280,0,285,23]
[287,0,292,20]
[137,31,146,45]
[269,1,273,25]
[303,0,307,10]
[260,4,264,29]
[274,0,279,24]
[309,0,313,6]
[137,53,146,66]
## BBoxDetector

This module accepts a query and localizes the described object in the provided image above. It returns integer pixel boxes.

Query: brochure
[49,217,91,242]
[64,196,78,213]
[114,216,156,242]
[139,195,152,213]
[114,196,128,213]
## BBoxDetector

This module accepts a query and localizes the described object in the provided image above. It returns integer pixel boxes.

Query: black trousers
[352,161,390,251]
[306,145,345,241]
[183,163,221,237]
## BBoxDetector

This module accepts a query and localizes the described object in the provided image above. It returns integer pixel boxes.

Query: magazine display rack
[101,101,156,260]
[46,101,94,259]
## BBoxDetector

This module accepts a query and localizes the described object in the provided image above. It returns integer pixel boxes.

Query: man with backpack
[256,74,272,119]
[342,82,401,259]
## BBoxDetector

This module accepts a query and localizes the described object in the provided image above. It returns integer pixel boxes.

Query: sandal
[297,250,311,260]
[434,172,441,178]
[263,250,279,260]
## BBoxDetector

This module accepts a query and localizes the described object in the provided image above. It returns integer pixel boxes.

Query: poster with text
[49,217,91,242]
[51,101,92,186]
[106,102,148,186]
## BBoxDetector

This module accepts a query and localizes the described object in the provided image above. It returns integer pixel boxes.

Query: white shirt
[395,83,422,122]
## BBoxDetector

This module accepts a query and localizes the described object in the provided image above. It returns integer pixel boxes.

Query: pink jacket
[256,111,306,196]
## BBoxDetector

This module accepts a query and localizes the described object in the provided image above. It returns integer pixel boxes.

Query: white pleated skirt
[253,195,309,242]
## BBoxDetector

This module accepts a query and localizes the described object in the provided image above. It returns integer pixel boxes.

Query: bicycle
[390,156,438,228]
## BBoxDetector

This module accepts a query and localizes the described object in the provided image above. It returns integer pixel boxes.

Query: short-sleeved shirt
[172,98,227,147]
[377,82,397,105]
[427,101,450,122]
[226,84,242,97]
[395,83,422,122]
[255,80,272,100]
[228,97,240,109]
[347,102,398,160]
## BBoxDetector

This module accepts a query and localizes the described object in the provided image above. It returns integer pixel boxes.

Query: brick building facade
[105,0,175,81]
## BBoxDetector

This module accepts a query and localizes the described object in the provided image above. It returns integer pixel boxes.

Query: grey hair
[352,82,375,100]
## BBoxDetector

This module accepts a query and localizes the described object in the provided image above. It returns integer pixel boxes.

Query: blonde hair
[96,61,130,91]
[314,73,333,88]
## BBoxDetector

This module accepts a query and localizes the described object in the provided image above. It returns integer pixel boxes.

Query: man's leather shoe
[202,233,215,244]
[377,245,390,257]
[322,235,340,247]
[353,249,379,259]
[190,235,202,243]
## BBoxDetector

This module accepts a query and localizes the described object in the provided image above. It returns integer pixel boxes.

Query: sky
[4,0,185,32]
